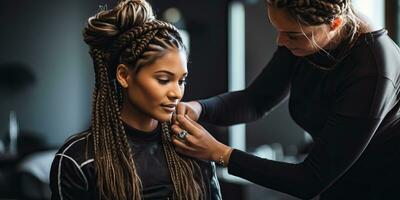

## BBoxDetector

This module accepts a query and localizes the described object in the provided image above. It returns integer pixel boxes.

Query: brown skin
[171,114,232,163]
[171,6,351,165]
[117,49,188,132]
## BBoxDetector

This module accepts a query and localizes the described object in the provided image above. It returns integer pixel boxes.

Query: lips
[161,104,177,113]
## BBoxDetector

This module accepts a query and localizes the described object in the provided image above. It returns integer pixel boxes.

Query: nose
[276,32,289,46]
[168,83,184,100]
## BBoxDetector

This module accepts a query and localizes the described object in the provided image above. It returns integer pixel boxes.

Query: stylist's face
[267,5,334,57]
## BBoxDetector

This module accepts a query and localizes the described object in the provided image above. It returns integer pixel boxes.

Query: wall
[0,1,98,147]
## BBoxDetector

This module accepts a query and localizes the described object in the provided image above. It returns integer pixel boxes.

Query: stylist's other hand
[171,114,232,163]
[173,101,202,123]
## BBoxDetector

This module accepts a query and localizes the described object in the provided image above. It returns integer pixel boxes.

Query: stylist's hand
[171,114,233,164]
[173,101,202,122]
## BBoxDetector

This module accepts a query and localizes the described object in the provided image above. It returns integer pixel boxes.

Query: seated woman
[49,0,221,199]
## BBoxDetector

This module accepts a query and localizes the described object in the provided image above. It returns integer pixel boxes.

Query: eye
[157,78,170,85]
[179,79,187,86]
[287,35,300,40]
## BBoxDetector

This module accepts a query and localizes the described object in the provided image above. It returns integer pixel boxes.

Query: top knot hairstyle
[82,0,205,199]
[84,0,185,79]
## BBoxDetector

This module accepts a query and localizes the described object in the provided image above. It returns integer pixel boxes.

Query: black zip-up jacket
[50,123,222,200]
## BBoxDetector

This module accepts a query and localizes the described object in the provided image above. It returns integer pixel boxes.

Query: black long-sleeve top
[50,123,222,200]
[199,29,400,199]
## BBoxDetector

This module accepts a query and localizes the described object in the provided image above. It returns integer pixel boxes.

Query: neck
[324,29,344,51]
[120,100,158,132]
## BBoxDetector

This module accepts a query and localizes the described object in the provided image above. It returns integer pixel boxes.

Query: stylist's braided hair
[267,0,365,49]
[83,0,204,199]
[266,0,366,69]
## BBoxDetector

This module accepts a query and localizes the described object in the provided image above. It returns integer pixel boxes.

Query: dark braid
[162,123,205,200]
[90,48,142,199]
[109,20,181,76]
[83,0,205,199]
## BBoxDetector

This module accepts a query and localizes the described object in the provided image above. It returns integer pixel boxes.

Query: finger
[184,114,204,130]
[175,146,199,158]
[175,142,202,159]
[176,114,201,136]
[172,138,197,152]
[171,125,198,146]
[176,102,187,115]
[171,124,184,135]
[171,112,179,125]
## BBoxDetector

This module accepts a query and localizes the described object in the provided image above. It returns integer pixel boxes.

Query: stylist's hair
[267,0,366,46]
[83,0,204,199]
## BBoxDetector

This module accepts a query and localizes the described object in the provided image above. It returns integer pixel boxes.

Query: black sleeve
[199,46,298,125]
[50,154,89,200]
[227,76,397,199]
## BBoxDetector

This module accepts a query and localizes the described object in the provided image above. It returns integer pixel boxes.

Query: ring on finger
[178,130,189,140]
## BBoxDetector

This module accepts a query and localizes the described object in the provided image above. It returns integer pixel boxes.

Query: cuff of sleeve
[197,100,206,121]
[227,149,246,176]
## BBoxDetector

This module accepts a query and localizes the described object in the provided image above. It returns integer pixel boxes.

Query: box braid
[83,0,204,199]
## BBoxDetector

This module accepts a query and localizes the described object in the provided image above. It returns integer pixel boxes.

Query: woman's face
[119,49,188,123]
[267,5,336,56]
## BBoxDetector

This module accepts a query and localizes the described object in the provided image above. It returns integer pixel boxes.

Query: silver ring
[178,130,188,140]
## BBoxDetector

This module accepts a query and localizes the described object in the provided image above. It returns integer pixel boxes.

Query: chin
[154,113,173,123]
[291,50,307,57]
[289,48,314,57]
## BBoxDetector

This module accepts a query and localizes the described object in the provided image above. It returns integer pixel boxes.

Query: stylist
[172,0,400,199]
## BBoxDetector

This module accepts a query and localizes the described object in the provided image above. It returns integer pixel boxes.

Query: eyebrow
[282,31,304,35]
[154,70,188,77]
[283,31,314,37]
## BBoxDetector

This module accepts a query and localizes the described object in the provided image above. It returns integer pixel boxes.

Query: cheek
[138,81,165,104]
[180,86,185,98]
[302,43,318,52]
[298,36,324,53]
[289,41,317,56]
[311,33,330,47]
[127,81,161,106]
[287,38,310,49]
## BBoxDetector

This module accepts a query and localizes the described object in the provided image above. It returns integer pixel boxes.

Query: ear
[116,64,130,88]
[330,17,343,31]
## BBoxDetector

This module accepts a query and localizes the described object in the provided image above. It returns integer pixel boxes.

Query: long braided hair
[83,0,205,199]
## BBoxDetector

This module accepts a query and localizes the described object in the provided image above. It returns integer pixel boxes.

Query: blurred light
[352,0,385,28]
[163,7,182,24]
[228,1,246,152]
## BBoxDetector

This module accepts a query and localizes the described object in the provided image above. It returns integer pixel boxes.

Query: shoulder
[54,130,94,169]
[50,131,95,197]
[349,29,400,86]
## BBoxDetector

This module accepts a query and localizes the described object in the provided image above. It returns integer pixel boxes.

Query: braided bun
[83,0,155,48]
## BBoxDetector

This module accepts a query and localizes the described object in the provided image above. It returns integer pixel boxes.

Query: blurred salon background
[0,0,396,199]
